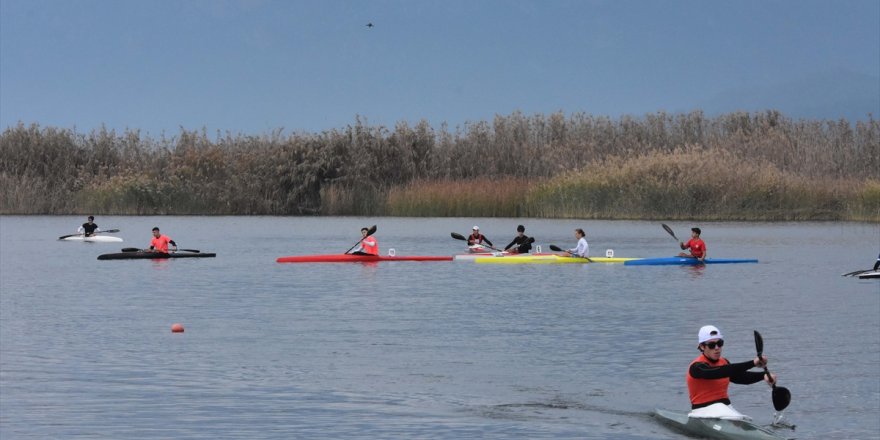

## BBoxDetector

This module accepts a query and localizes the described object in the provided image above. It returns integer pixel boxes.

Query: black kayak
[98,251,216,260]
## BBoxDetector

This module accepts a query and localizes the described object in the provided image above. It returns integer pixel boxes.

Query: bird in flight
[366,22,373,28]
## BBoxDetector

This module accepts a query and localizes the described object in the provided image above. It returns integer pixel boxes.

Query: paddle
[661,223,680,242]
[450,232,502,252]
[549,244,593,263]
[345,225,377,254]
[842,269,872,277]
[754,330,791,412]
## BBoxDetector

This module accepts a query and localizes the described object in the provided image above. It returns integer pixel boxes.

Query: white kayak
[59,234,123,243]
[858,270,880,279]
[654,404,792,440]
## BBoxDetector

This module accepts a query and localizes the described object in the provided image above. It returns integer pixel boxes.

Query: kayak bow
[654,408,790,440]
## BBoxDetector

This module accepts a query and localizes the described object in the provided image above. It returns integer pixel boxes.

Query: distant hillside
[699,70,879,121]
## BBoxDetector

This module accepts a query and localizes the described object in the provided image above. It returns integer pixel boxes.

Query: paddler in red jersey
[679,227,706,262]
[686,325,777,419]
[467,226,493,250]
[351,227,378,256]
[147,227,177,253]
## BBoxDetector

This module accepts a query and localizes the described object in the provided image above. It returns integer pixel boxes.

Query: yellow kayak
[474,255,639,264]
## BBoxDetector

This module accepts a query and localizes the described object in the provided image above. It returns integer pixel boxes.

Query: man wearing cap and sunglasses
[686,325,777,417]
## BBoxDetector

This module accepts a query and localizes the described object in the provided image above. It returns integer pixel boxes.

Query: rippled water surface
[1,216,878,439]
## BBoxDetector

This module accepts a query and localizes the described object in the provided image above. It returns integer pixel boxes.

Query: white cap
[473,225,479,230]
[698,325,723,343]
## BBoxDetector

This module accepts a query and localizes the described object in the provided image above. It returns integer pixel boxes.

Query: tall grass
[525,147,876,221]
[1,110,877,220]
[386,178,534,217]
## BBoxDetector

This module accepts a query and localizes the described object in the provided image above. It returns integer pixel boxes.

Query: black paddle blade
[366,225,377,236]
[549,244,563,252]
[754,330,764,357]
[773,386,791,411]
[179,249,200,253]
[451,232,468,241]
[121,248,140,252]
[662,223,679,241]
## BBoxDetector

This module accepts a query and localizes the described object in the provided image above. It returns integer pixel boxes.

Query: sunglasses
[703,340,724,349]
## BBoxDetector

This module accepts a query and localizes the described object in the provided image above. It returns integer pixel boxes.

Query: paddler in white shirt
[561,228,589,257]
[351,227,379,256]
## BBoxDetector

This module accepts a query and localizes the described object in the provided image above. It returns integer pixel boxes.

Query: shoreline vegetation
[1,110,878,221]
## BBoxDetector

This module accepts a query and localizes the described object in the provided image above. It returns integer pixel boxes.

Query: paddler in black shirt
[503,224,532,254]
[77,216,100,237]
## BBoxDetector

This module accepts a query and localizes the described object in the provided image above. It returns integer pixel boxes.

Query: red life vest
[150,235,173,253]
[687,354,730,406]
[468,233,485,244]
[361,237,378,255]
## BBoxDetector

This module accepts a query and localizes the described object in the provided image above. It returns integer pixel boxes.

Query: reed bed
[1,110,877,220]
[525,147,877,221]
[386,177,534,217]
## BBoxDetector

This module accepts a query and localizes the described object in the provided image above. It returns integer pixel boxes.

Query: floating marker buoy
[171,323,185,333]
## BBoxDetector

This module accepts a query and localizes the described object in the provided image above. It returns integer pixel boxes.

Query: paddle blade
[451,232,466,241]
[58,234,78,240]
[662,223,679,241]
[366,225,377,237]
[773,386,791,411]
[754,330,764,357]
[179,249,200,253]
[549,245,563,252]
[102,229,120,233]
[121,248,140,252]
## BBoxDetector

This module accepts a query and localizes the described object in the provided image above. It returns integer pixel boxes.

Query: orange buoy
[171,323,185,333]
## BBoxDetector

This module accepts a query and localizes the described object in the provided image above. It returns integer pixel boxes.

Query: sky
[1,0,878,137]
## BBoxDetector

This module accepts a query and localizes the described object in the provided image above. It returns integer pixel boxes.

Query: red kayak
[277,254,453,263]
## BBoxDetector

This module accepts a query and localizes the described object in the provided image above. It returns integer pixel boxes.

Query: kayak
[624,257,758,266]
[60,235,123,243]
[98,251,216,260]
[654,408,789,440]
[454,252,558,261]
[858,270,880,279]
[474,255,639,264]
[277,254,453,263]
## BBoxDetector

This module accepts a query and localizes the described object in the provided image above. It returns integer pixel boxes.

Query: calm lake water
[1,216,878,439]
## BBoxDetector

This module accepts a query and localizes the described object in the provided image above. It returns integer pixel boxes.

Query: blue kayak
[625,256,758,266]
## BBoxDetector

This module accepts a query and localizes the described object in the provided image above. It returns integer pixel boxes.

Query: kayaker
[351,227,379,256]
[503,225,532,254]
[147,227,177,253]
[687,325,777,413]
[77,216,100,237]
[678,227,706,262]
[561,228,589,257]
[467,226,493,248]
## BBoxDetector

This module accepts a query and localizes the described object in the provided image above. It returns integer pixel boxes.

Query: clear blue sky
[2,0,878,137]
